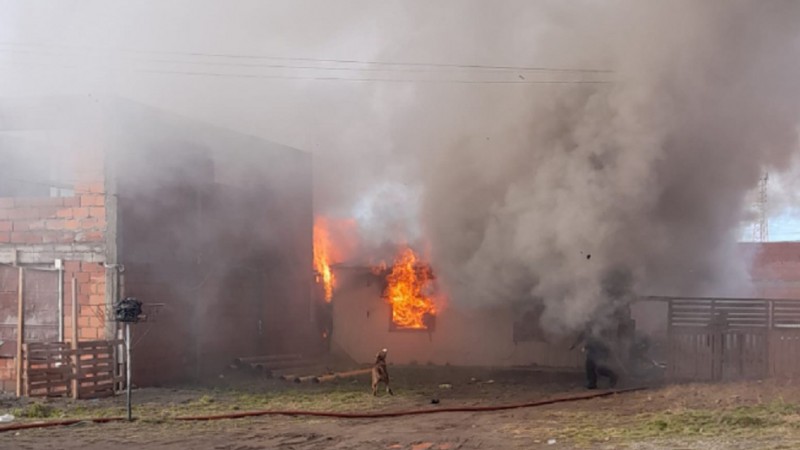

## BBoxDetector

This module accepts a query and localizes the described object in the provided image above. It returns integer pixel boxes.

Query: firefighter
[570,323,619,389]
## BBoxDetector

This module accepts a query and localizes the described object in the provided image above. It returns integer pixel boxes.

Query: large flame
[313,218,336,302]
[313,217,358,302]
[383,247,437,329]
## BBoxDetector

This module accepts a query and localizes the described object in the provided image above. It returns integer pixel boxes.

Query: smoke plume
[2,1,800,336]
[415,1,800,332]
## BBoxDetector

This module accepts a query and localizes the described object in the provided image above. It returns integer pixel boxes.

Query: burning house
[330,259,582,368]
[312,215,584,368]
[318,218,800,377]
[0,96,316,392]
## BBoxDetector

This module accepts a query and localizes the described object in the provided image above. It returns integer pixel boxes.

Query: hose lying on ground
[0,387,645,433]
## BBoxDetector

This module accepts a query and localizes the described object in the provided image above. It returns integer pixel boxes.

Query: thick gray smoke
[2,1,800,336]
[416,1,800,333]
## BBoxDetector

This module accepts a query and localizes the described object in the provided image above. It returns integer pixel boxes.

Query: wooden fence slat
[78,384,116,395]
[76,374,124,385]
[22,339,122,399]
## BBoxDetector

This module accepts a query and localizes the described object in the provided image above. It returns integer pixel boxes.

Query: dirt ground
[3,367,800,449]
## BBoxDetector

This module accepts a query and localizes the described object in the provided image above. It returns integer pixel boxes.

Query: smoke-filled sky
[2,1,800,332]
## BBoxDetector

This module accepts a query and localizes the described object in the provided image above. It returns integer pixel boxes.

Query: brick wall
[63,261,108,341]
[743,242,800,299]
[0,182,106,246]
[0,181,109,394]
[0,358,14,392]
[0,261,108,393]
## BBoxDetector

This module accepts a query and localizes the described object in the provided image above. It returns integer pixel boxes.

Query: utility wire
[0,61,614,85]
[0,41,613,74]
[0,48,604,75]
[132,68,613,84]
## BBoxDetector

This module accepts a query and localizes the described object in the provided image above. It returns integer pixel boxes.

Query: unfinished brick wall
[63,261,108,341]
[0,261,108,393]
[0,182,106,245]
[744,242,800,299]
[0,181,109,394]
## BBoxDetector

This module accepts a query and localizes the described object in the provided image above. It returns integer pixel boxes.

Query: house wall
[109,102,315,385]
[742,242,800,299]
[0,187,110,392]
[330,268,581,368]
[0,96,117,393]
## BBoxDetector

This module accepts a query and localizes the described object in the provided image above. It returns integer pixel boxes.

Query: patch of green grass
[194,394,216,405]
[13,402,61,419]
[526,401,800,446]
[42,384,423,421]
[638,401,798,437]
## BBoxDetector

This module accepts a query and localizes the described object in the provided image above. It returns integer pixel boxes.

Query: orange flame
[383,247,437,329]
[313,217,359,302]
[313,218,336,302]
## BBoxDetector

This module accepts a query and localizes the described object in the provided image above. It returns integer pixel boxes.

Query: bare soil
[3,367,800,449]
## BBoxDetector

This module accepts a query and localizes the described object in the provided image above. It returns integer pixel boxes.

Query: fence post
[71,276,79,399]
[666,299,673,380]
[767,300,774,377]
[15,267,24,397]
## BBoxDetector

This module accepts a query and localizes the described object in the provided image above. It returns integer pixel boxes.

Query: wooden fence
[23,339,123,398]
[667,297,800,381]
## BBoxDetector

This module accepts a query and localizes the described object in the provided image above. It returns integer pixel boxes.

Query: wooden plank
[27,369,73,379]
[26,343,70,350]
[78,340,118,349]
[26,344,71,351]
[29,382,71,391]
[28,385,69,393]
[81,369,115,379]
[28,389,70,398]
[30,375,72,385]
[78,357,115,366]
[79,357,114,366]
[27,350,71,359]
[28,367,73,377]
[28,378,71,387]
[76,347,114,354]
[79,363,115,371]
[79,389,115,399]
[76,374,123,385]
[78,383,116,395]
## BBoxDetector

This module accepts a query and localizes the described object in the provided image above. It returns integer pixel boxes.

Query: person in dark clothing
[571,326,619,389]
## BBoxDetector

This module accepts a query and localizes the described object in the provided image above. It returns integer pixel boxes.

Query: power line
[0,61,614,85]
[0,47,603,75]
[0,41,613,74]
[132,68,614,84]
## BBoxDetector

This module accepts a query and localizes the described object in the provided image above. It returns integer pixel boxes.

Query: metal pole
[125,322,132,421]
[15,267,24,397]
[56,259,64,342]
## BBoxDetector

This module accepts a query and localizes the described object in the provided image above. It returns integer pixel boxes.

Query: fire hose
[0,387,644,433]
